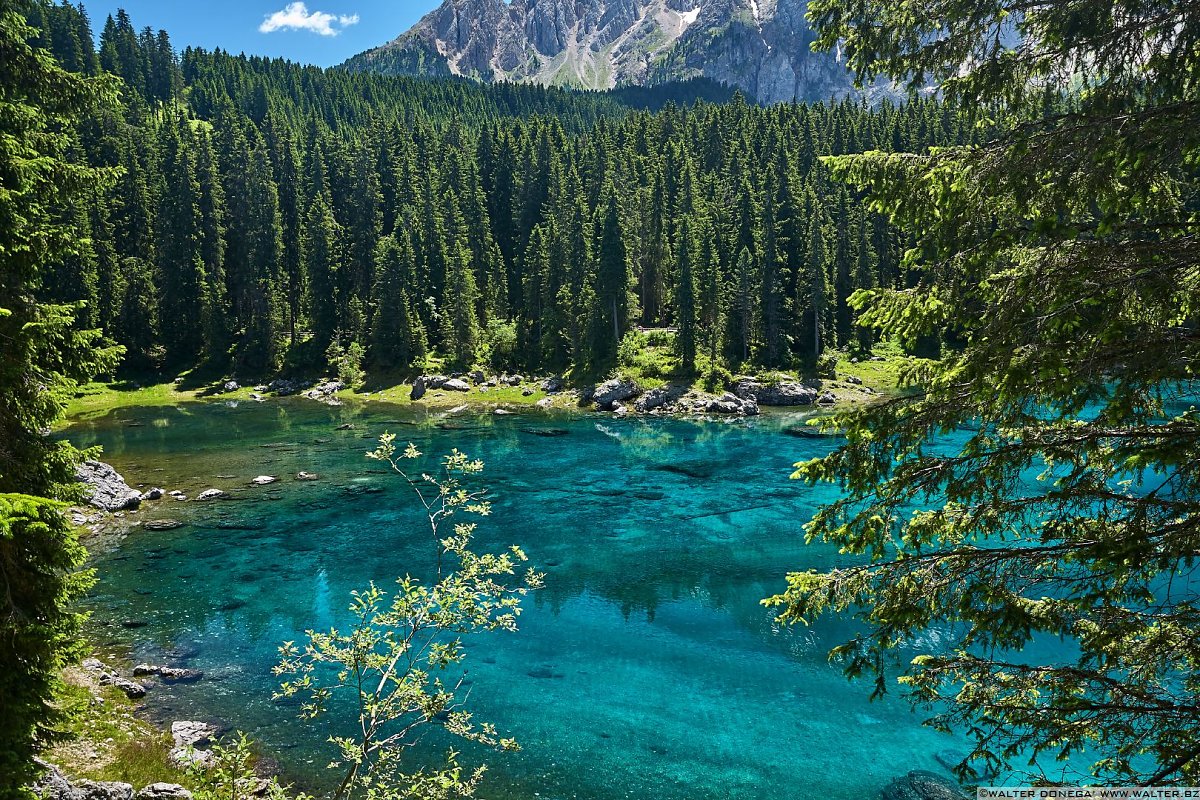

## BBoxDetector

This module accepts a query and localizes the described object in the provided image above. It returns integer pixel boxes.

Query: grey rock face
[342,0,868,104]
[76,461,142,512]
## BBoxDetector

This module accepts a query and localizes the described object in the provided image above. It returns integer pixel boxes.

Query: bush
[482,319,518,370]
[326,335,365,388]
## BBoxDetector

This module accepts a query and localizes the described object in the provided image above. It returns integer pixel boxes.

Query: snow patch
[748,0,759,20]
[680,7,700,25]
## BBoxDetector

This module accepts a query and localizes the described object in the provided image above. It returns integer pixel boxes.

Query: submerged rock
[879,770,970,800]
[76,461,142,512]
[250,475,277,486]
[295,471,320,481]
[142,520,183,531]
[195,489,227,501]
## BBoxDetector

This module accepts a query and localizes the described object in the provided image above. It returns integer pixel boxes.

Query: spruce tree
[674,217,698,375]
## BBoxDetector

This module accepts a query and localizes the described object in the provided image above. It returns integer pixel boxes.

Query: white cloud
[259,3,359,36]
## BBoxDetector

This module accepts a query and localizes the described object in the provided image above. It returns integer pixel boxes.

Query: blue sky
[83,1,439,67]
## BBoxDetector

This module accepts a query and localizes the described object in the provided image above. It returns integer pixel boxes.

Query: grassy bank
[48,665,194,789]
[63,342,917,421]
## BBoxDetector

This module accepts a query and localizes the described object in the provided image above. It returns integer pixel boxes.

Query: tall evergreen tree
[674,217,698,375]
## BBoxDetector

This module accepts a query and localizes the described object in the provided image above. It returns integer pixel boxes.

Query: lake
[66,399,965,799]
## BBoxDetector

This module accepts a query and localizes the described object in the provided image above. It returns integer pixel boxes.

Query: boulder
[878,770,970,800]
[249,392,265,402]
[468,369,486,384]
[171,721,217,749]
[635,388,672,412]
[522,388,534,396]
[732,379,818,407]
[223,381,239,392]
[410,378,427,400]
[195,489,226,501]
[140,487,164,501]
[104,676,147,699]
[503,374,524,386]
[592,378,639,410]
[442,378,471,392]
[76,461,142,512]
[295,471,319,481]
[72,781,134,800]
[818,391,836,405]
[541,376,565,393]
[168,747,214,770]
[494,408,514,415]
[250,476,277,486]
[535,397,554,409]
[845,375,863,385]
[135,785,192,800]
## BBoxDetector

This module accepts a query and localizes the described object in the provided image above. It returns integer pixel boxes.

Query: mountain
[340,0,862,104]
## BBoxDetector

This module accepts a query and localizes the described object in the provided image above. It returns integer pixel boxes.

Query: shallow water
[67,399,968,799]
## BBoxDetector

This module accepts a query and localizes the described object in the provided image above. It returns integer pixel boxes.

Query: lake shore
[64,348,911,424]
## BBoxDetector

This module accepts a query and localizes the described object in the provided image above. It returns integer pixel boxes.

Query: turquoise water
[67,399,967,799]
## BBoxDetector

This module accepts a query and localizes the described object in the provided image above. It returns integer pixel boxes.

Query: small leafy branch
[274,437,543,800]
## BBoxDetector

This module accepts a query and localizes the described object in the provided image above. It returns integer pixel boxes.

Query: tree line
[34,2,976,381]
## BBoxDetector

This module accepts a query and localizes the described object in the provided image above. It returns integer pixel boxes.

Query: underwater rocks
[295,471,320,481]
[76,461,142,512]
[141,519,183,531]
[879,770,970,800]
[195,489,228,501]
[250,475,277,485]
[81,658,147,699]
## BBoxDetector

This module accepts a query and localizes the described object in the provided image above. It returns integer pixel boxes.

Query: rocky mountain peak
[342,0,865,104]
